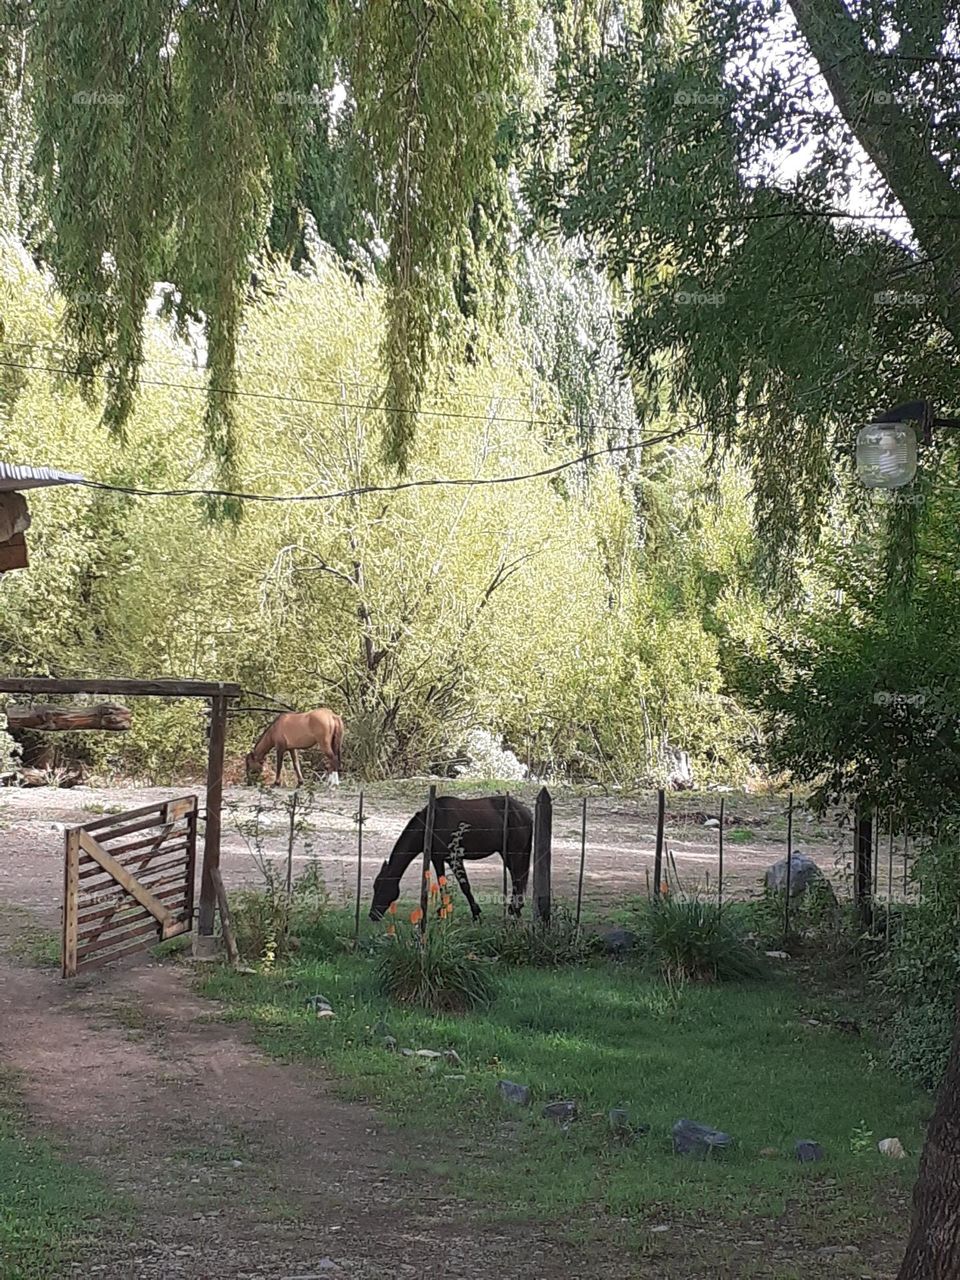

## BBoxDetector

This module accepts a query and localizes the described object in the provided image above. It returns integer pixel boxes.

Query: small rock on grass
[672,1119,733,1158]
[382,1035,398,1052]
[444,1049,464,1066]
[795,1139,824,1163]
[542,1101,577,1124]
[497,1080,532,1106]
[879,1137,906,1159]
[759,1146,780,1158]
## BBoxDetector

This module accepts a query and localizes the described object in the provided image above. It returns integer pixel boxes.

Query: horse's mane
[249,715,279,757]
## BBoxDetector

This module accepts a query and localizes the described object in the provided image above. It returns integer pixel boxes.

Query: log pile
[4,703,132,732]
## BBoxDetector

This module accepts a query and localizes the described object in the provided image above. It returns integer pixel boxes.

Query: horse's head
[369,859,401,921]
[244,752,263,786]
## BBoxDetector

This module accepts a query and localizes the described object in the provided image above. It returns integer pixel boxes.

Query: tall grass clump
[637,895,764,983]
[376,875,497,1012]
[476,904,593,967]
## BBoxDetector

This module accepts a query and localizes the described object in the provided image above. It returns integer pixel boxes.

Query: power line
[0,354,579,432]
[74,426,702,504]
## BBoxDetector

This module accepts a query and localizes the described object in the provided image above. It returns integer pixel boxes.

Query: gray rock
[795,1139,824,1163]
[382,1036,398,1052]
[672,1118,733,1159]
[597,926,639,954]
[444,1049,464,1066]
[304,994,333,1011]
[542,1100,577,1124]
[497,1080,532,1106]
[765,852,823,897]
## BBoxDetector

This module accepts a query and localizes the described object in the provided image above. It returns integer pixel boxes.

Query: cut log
[5,703,131,732]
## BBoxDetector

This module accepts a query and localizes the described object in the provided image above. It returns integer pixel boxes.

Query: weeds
[636,896,764,983]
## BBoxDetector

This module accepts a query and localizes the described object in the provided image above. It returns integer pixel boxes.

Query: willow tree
[527,2,960,588]
[1,1,533,484]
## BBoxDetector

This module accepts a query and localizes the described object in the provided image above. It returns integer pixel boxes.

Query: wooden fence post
[575,797,587,928]
[419,785,437,935]
[717,796,724,917]
[855,805,874,928]
[198,691,229,937]
[533,787,552,925]
[653,789,666,900]
[501,792,510,919]
[354,790,364,939]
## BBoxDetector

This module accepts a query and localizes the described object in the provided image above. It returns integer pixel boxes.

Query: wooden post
[855,806,873,928]
[354,791,364,939]
[653,789,665,900]
[575,797,587,928]
[717,796,724,917]
[419,785,437,936]
[62,829,80,978]
[285,789,298,899]
[211,866,239,967]
[887,820,895,944]
[198,692,229,936]
[784,791,794,939]
[533,787,552,925]
[501,792,510,919]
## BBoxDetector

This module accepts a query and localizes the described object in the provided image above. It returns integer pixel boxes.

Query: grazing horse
[245,709,344,788]
[369,794,532,922]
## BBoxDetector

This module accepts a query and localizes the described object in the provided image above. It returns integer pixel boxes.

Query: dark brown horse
[369,794,532,922]
[245,709,344,788]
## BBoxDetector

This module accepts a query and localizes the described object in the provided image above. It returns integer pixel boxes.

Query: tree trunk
[898,995,960,1277]
[4,703,131,732]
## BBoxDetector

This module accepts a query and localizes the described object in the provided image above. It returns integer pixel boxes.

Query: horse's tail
[331,715,344,772]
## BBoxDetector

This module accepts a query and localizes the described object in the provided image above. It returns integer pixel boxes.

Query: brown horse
[245,709,344,788]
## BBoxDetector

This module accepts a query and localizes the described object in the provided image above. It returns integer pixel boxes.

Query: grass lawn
[201,918,927,1241]
[0,1071,126,1280]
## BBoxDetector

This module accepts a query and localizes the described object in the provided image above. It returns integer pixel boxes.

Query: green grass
[200,917,926,1228]
[0,1071,128,1279]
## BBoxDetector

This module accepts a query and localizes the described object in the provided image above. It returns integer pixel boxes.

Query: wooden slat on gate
[62,796,197,977]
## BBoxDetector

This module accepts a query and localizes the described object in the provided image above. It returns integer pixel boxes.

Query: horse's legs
[273,746,285,786]
[507,854,530,917]
[327,751,340,787]
[449,857,482,921]
[290,749,304,787]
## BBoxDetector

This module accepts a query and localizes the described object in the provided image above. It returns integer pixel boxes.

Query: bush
[475,905,594,967]
[749,878,852,952]
[230,857,331,967]
[636,895,764,983]
[884,829,960,1088]
[376,908,497,1012]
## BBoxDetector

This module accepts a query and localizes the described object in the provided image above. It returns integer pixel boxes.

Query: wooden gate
[62,797,198,977]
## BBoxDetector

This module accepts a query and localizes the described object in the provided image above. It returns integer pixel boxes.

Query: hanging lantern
[855,421,918,489]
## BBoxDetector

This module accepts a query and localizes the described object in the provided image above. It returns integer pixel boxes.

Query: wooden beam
[197,694,229,936]
[211,865,239,967]
[0,677,242,698]
[6,703,131,732]
[0,532,27,573]
[0,492,30,544]
[532,787,553,925]
[77,831,176,933]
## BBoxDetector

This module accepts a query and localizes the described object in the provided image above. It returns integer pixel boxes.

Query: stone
[672,1118,733,1159]
[497,1080,532,1107]
[765,852,823,897]
[314,1007,335,1019]
[879,1137,906,1159]
[444,1049,464,1066]
[596,926,639,955]
[703,818,721,829]
[400,1048,415,1057]
[795,1140,824,1163]
[415,1049,443,1058]
[765,950,790,960]
[382,1036,398,1052]
[542,1100,578,1124]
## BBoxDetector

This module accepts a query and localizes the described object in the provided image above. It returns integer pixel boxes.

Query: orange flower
[442,895,452,909]
[438,875,447,887]
[430,882,440,896]
[409,907,424,925]
[387,902,398,916]
[424,870,431,882]
[386,924,396,938]
[660,882,670,897]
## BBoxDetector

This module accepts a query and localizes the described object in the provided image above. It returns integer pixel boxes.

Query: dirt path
[0,930,646,1280]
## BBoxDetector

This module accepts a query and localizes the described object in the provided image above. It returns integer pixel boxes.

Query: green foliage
[0,237,759,784]
[750,880,850,953]
[475,905,593,967]
[376,914,497,1013]
[636,895,764,983]
[884,828,960,1089]
[230,857,331,969]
